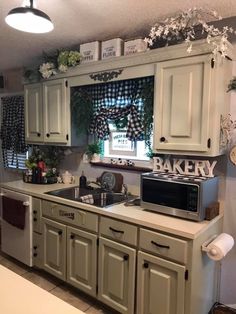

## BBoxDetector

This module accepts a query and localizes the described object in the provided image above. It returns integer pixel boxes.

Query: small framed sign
[109,131,136,156]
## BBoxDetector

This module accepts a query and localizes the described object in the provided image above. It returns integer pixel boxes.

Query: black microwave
[140,172,218,221]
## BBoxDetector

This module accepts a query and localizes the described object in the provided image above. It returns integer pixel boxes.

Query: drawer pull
[123,255,129,261]
[143,262,149,268]
[33,210,37,214]
[70,234,75,240]
[33,246,37,250]
[33,218,37,222]
[151,240,170,249]
[33,253,37,257]
[58,230,63,236]
[109,227,124,234]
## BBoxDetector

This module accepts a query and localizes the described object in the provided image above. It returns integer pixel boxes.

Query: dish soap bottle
[79,171,87,188]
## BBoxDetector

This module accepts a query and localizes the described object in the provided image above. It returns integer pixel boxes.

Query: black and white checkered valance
[74,76,154,141]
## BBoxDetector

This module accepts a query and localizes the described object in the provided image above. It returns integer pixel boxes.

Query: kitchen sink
[45,186,132,207]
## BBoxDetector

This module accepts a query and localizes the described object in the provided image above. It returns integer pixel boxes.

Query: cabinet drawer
[100,217,137,246]
[42,201,98,233]
[32,198,42,233]
[139,228,188,264]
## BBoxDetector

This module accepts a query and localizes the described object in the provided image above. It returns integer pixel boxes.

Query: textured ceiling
[1,0,236,71]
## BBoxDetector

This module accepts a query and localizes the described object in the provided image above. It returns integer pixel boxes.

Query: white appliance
[1,188,33,266]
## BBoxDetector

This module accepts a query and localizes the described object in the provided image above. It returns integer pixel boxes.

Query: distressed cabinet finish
[153,54,231,156]
[136,251,185,314]
[24,78,69,144]
[67,226,97,297]
[98,237,136,314]
[43,79,68,143]
[25,83,43,142]
[42,217,66,280]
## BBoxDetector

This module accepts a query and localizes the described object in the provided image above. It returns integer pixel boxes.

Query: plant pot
[91,153,101,163]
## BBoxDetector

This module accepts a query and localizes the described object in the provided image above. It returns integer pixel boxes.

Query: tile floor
[0,247,116,314]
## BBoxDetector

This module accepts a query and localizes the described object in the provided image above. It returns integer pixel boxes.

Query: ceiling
[1,0,236,72]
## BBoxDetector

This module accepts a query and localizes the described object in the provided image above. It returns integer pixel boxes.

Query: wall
[219,61,236,304]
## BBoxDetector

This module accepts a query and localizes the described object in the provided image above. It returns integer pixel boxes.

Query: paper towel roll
[207,233,234,261]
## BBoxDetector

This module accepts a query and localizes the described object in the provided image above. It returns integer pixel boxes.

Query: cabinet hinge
[65,80,68,87]
[207,138,211,149]
[211,58,215,69]
[185,270,189,280]
[96,284,98,294]
[66,134,69,141]
[97,238,99,246]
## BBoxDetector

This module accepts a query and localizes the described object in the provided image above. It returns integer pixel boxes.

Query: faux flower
[68,51,81,66]
[58,64,68,73]
[145,8,235,59]
[39,62,56,79]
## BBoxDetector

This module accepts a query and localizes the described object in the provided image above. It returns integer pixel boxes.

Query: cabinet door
[24,83,43,142]
[137,251,185,314]
[43,78,68,143]
[98,237,136,314]
[154,55,211,152]
[67,226,97,297]
[42,217,66,280]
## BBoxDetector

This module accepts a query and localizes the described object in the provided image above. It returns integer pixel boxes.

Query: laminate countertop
[1,180,223,240]
[0,265,85,314]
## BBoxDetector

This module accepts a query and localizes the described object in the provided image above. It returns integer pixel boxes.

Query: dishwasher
[1,188,33,266]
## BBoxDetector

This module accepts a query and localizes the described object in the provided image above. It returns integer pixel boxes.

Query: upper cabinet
[25,83,43,142]
[153,53,232,156]
[43,79,68,143]
[25,78,68,144]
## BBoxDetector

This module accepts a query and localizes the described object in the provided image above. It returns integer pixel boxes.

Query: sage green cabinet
[67,226,97,297]
[42,217,66,280]
[24,78,69,144]
[153,54,231,156]
[98,237,136,314]
[136,251,186,314]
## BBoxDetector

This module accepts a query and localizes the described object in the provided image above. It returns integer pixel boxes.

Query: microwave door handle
[151,240,170,249]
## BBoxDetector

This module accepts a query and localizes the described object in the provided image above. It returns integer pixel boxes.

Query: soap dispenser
[79,171,87,188]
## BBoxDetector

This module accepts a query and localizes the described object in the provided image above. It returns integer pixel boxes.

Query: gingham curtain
[76,76,154,140]
[0,95,28,168]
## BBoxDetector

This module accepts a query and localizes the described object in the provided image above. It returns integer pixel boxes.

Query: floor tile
[50,284,92,312]
[0,257,30,275]
[22,269,61,291]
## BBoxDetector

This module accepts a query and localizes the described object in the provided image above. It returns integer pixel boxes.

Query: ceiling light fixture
[5,0,54,34]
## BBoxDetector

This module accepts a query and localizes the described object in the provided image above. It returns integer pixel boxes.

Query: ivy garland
[71,89,94,136]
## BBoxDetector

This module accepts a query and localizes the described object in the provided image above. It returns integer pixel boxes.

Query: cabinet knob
[33,210,37,214]
[58,230,63,236]
[33,246,37,250]
[46,133,50,138]
[143,262,149,269]
[33,253,37,257]
[37,133,41,137]
[160,137,166,142]
[33,218,37,222]
[70,234,75,239]
[123,255,129,261]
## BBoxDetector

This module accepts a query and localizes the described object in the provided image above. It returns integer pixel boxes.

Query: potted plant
[86,142,102,162]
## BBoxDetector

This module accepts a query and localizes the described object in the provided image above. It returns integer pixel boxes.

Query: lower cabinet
[98,237,136,314]
[67,226,97,297]
[136,251,186,314]
[42,217,67,280]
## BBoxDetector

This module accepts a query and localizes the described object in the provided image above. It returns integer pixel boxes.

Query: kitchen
[1,1,236,314]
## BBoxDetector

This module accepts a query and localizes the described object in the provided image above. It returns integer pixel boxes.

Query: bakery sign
[153,157,217,177]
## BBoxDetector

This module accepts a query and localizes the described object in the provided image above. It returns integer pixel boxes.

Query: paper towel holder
[201,235,218,253]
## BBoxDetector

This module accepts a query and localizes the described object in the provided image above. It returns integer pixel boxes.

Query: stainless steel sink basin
[45,186,131,207]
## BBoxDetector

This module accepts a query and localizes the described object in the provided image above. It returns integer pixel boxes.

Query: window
[0,95,28,170]
[71,76,154,162]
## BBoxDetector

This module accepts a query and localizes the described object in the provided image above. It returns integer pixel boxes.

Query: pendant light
[5,0,54,33]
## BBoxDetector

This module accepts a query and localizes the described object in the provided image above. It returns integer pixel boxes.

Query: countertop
[0,265,85,314]
[1,180,223,240]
